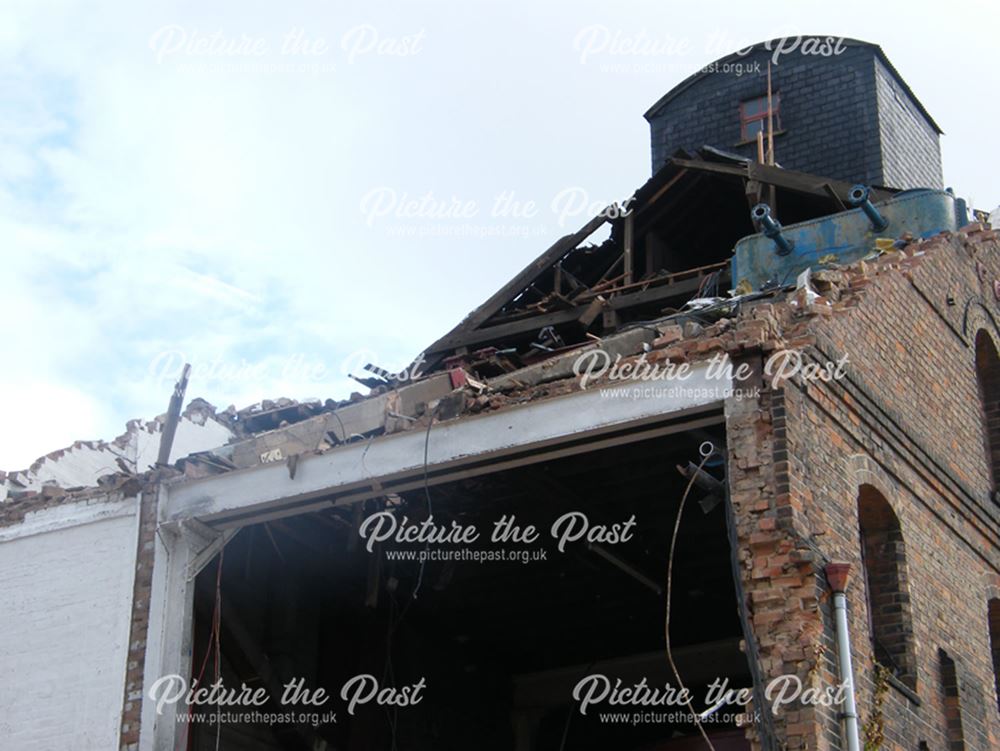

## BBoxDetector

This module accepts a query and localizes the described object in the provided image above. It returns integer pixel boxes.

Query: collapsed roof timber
[414,148,896,379]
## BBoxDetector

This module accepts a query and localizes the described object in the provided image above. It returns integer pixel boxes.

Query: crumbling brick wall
[102,229,999,750]
[724,363,829,751]
[765,231,1000,749]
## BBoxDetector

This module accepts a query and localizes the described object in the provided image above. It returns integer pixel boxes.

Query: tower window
[740,93,781,141]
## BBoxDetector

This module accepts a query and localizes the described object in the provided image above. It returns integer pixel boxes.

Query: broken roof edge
[0,395,355,502]
[5,227,994,510]
[461,225,998,404]
[167,226,1000,497]
[642,37,943,136]
[0,481,143,530]
[1,399,227,476]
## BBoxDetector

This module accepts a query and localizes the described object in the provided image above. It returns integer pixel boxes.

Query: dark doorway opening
[189,427,751,750]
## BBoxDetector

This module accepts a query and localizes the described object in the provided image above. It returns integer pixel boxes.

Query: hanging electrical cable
[412,402,438,600]
[665,446,717,751]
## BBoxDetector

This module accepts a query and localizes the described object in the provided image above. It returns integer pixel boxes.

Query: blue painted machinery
[732,187,968,291]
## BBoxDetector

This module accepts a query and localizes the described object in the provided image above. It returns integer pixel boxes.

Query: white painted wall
[0,497,139,750]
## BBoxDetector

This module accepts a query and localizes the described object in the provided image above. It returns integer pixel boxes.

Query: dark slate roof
[643,37,943,135]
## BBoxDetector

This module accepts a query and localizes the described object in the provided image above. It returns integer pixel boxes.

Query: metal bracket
[182,518,243,581]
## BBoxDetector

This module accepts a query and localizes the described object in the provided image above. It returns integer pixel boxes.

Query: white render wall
[0,497,139,750]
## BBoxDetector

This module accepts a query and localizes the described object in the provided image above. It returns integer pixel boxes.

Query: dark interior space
[189,426,752,750]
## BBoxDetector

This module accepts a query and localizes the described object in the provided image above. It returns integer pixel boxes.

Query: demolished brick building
[2,38,999,751]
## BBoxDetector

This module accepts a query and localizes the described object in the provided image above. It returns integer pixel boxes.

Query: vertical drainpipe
[825,562,861,751]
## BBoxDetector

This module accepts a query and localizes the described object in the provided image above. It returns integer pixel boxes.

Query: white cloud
[0,381,109,470]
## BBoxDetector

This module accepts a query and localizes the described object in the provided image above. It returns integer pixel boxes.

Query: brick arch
[961,297,1000,348]
[982,573,1000,603]
[845,454,899,506]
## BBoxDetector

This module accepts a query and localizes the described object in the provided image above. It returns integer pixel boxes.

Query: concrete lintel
[163,364,729,527]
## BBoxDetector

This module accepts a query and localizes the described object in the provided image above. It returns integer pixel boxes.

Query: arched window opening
[939,649,966,749]
[989,599,1000,713]
[858,485,917,690]
[974,330,1000,499]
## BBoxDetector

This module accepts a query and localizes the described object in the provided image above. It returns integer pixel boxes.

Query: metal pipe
[826,563,861,751]
[751,203,793,256]
[847,185,889,232]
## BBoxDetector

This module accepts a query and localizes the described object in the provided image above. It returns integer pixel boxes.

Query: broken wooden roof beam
[427,270,721,353]
[667,156,895,204]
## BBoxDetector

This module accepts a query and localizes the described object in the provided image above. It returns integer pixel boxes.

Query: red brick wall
[119,486,159,751]
[717,232,1000,750]
[768,233,1000,749]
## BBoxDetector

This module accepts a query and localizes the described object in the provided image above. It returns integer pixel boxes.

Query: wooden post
[766,62,775,166]
[157,363,191,466]
[623,212,635,285]
[766,62,777,210]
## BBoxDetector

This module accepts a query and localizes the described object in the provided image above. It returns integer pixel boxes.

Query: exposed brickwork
[118,486,159,750]
[109,229,1000,749]
[766,232,1000,749]
[725,374,827,751]
[626,230,1000,749]
[0,477,141,527]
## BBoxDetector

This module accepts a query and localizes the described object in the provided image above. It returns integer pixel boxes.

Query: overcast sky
[1,0,997,470]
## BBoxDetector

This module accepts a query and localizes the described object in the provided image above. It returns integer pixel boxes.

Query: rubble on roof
[166,226,999,487]
[177,373,458,479]
[4,139,992,511]
[0,388,413,503]
[13,221,995,504]
[415,150,901,377]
